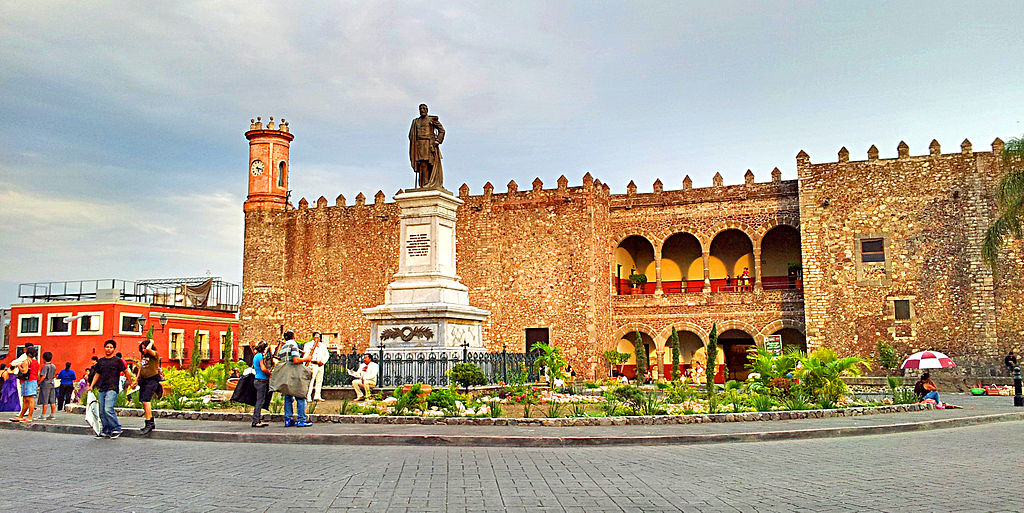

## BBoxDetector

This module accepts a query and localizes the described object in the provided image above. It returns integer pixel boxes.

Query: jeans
[922,390,940,403]
[96,390,121,434]
[283,395,306,423]
[251,379,269,425]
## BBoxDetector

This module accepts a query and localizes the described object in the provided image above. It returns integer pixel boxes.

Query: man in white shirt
[350,354,378,401]
[304,332,330,402]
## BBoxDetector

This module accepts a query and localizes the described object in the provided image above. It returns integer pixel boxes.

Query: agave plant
[794,348,870,408]
[745,346,802,386]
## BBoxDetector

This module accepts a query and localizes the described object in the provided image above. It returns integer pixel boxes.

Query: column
[702,251,711,292]
[654,250,663,295]
[753,249,762,293]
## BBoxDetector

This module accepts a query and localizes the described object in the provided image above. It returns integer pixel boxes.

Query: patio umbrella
[901,350,956,370]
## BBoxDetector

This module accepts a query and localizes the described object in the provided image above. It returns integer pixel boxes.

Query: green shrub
[666,383,698,404]
[162,368,207,398]
[877,340,899,374]
[783,388,812,410]
[543,401,564,418]
[749,393,776,412]
[425,388,458,411]
[887,376,919,404]
[795,348,870,407]
[569,401,587,417]
[448,363,486,391]
[392,384,425,415]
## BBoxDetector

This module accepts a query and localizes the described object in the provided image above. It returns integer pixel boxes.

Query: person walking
[90,340,132,438]
[135,339,162,435]
[11,345,39,423]
[38,352,57,420]
[57,363,76,411]
[276,331,313,427]
[251,341,271,428]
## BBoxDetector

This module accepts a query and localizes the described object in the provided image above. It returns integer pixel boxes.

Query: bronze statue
[409,104,445,189]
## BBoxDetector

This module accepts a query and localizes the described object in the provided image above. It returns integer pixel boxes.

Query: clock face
[251,159,265,176]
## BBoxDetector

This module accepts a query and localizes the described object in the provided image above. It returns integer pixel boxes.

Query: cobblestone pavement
[2,420,1022,512]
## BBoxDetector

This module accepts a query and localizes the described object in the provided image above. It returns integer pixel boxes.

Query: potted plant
[787,263,803,289]
[628,269,648,294]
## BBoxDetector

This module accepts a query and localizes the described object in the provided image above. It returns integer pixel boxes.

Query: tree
[876,340,899,375]
[448,362,486,393]
[531,342,567,389]
[633,330,647,383]
[705,323,718,397]
[603,349,630,376]
[189,331,202,376]
[983,135,1024,271]
[668,327,681,381]
[222,324,234,364]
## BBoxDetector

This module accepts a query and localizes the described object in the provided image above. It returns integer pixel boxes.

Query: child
[38,352,57,420]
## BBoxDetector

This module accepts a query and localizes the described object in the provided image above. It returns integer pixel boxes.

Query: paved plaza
[1,418,1021,512]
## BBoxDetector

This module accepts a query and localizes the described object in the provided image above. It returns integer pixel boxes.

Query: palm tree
[794,347,870,408]
[983,135,1024,270]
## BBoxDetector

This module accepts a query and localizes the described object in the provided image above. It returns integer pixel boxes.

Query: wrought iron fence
[323,348,539,388]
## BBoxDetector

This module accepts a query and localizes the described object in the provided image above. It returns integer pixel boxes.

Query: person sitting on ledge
[349,354,378,401]
[914,372,941,405]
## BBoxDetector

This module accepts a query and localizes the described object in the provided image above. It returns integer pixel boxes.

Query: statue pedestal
[363,189,489,356]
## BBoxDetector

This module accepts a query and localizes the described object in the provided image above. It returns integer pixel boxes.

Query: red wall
[6,301,239,378]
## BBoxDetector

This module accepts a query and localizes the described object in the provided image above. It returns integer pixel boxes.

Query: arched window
[760,225,802,290]
[277,161,286,187]
[614,236,655,295]
[708,229,754,292]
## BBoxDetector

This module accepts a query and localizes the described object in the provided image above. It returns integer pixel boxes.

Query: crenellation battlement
[797,137,1003,168]
[246,115,290,133]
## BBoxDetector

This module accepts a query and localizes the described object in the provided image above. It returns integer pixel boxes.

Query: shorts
[21,380,37,397]
[38,383,56,405]
[138,376,163,402]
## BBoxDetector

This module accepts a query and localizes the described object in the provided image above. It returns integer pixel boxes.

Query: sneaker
[95,432,106,439]
[294,421,313,428]
[109,430,122,439]
[46,415,55,421]
[284,419,295,427]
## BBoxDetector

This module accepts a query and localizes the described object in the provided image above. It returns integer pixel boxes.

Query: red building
[6,278,240,376]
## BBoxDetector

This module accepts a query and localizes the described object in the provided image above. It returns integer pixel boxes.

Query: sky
[1,1,1022,310]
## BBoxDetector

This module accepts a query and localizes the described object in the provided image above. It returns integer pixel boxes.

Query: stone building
[240,117,1021,379]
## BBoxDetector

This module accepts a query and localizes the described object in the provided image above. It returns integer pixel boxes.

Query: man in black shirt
[90,340,131,439]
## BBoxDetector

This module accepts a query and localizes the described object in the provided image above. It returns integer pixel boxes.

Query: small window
[120,314,144,334]
[894,300,911,320]
[78,313,102,334]
[197,331,210,359]
[169,330,183,359]
[277,161,286,187]
[19,315,40,335]
[49,316,69,334]
[861,238,885,262]
[525,328,549,354]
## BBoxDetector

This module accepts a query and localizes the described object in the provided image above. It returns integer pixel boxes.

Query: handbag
[269,360,312,397]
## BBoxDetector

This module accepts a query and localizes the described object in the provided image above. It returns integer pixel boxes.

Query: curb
[65,402,935,427]
[2,412,1022,447]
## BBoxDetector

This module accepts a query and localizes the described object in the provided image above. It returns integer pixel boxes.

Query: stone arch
[701,221,758,249]
[614,235,657,294]
[659,231,704,293]
[715,320,762,345]
[652,225,704,252]
[611,323,657,379]
[613,229,660,250]
[707,228,755,290]
[654,322,709,348]
[757,318,806,340]
[611,323,658,350]
[756,218,800,241]
[759,223,802,289]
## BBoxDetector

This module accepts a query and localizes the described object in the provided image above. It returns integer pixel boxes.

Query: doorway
[719,329,755,381]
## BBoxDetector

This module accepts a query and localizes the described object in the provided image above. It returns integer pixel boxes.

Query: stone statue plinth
[363,189,489,356]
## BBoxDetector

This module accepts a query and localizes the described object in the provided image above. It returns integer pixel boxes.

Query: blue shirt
[57,369,76,386]
[253,353,269,380]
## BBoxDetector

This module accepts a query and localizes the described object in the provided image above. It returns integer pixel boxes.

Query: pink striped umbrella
[901,350,956,369]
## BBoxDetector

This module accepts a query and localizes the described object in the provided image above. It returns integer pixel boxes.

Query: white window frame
[17,313,42,337]
[118,313,145,335]
[46,312,73,336]
[168,329,185,360]
[197,330,210,360]
[218,331,228,360]
[77,311,103,335]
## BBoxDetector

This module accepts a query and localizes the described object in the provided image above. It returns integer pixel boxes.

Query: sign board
[765,335,783,356]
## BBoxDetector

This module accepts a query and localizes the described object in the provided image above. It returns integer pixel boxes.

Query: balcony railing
[616,276,803,295]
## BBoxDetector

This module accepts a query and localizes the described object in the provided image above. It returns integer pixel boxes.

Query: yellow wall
[614,247,635,273]
[660,259,682,281]
[707,256,727,279]
[686,259,705,280]
[616,339,636,364]
[731,253,753,278]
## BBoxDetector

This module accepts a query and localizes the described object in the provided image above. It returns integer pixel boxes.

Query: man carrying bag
[269,331,313,427]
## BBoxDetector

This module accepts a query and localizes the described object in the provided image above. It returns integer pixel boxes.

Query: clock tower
[244,116,294,211]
